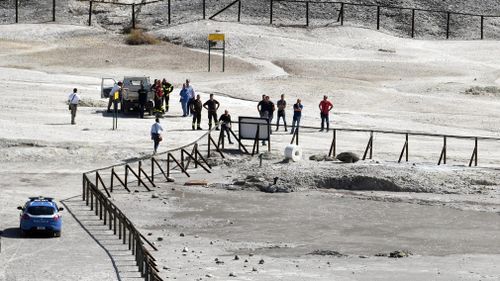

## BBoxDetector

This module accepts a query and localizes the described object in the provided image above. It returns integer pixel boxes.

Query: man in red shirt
[319,95,333,132]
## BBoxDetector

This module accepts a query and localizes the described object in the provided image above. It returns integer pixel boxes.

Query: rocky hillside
[1,0,499,39]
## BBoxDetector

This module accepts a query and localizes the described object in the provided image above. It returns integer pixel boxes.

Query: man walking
[190,94,203,130]
[218,110,234,144]
[276,94,287,131]
[203,94,221,130]
[319,95,333,132]
[185,79,195,116]
[290,99,303,134]
[68,88,80,125]
[150,117,163,154]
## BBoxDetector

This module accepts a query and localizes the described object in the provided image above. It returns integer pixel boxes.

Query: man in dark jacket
[162,78,173,112]
[203,94,220,130]
[218,110,233,144]
[190,94,203,130]
[138,82,148,119]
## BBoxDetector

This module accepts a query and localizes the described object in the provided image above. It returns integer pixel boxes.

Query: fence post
[238,0,241,22]
[15,0,18,23]
[125,165,129,188]
[340,3,344,25]
[138,161,142,186]
[474,137,478,166]
[132,3,136,29]
[82,175,86,201]
[376,6,380,30]
[438,136,447,165]
[88,1,92,26]
[306,2,309,26]
[203,0,206,20]
[446,12,450,39]
[110,168,114,192]
[405,133,408,162]
[52,0,56,22]
[207,133,211,158]
[151,158,155,183]
[480,15,484,40]
[270,0,273,24]
[469,137,478,167]
[168,0,171,24]
[328,129,336,157]
[411,9,415,38]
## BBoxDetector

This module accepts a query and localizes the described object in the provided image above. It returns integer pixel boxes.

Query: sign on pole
[208,33,225,72]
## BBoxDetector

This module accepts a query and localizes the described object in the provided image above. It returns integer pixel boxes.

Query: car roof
[26,197,56,207]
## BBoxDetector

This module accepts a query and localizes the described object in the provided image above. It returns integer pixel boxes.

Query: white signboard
[238,117,270,141]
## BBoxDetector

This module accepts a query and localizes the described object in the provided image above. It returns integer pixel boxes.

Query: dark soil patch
[316,175,402,192]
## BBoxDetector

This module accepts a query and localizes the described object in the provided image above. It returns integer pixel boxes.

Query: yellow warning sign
[208,33,225,41]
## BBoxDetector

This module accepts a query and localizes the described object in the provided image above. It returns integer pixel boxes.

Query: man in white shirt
[107,81,123,113]
[150,117,164,154]
[68,88,80,125]
[185,79,195,116]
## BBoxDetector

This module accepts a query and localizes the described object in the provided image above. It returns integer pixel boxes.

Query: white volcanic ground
[0,22,499,280]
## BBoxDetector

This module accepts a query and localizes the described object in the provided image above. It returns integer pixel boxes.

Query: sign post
[208,33,225,72]
[112,90,120,130]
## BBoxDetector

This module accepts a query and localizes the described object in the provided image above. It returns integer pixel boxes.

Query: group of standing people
[66,78,334,155]
[257,94,333,134]
[151,78,174,114]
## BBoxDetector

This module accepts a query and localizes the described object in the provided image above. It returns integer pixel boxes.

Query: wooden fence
[80,118,500,280]
[289,125,500,167]
[82,128,224,281]
[82,176,163,281]
[270,0,500,39]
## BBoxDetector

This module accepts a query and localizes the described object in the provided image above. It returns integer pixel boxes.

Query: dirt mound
[316,175,402,192]
[464,86,500,97]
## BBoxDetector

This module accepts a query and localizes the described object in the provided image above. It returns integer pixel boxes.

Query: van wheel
[54,231,61,237]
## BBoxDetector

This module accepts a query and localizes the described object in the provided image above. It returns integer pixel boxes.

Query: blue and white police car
[18,197,64,237]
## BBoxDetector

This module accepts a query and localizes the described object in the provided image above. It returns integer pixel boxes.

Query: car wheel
[54,231,61,238]
[20,228,27,238]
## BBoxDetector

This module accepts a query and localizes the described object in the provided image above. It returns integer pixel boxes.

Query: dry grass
[125,29,159,45]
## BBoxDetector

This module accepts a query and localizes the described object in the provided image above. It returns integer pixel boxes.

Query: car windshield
[27,206,55,216]
[127,80,143,86]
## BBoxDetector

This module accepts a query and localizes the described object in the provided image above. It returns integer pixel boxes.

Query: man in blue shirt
[290,99,303,135]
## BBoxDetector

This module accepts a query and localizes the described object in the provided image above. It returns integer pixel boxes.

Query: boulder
[336,152,360,163]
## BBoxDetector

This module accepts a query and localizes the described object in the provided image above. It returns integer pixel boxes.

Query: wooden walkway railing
[287,125,500,167]
[82,127,223,281]
[82,175,162,281]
